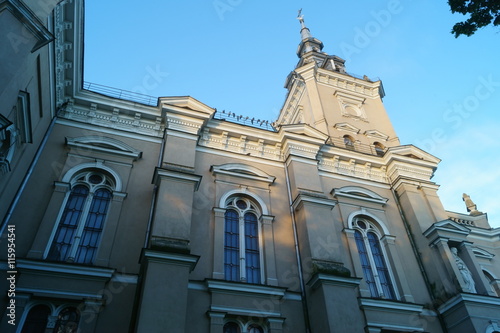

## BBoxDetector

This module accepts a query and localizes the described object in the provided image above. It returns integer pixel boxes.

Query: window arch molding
[17,301,55,333]
[347,210,390,235]
[44,166,118,264]
[343,211,415,301]
[219,189,269,215]
[213,189,278,286]
[62,162,122,192]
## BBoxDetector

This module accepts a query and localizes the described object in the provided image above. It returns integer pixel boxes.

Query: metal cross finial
[297,8,306,29]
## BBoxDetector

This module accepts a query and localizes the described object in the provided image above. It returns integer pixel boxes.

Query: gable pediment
[387,145,440,164]
[364,130,389,141]
[423,219,471,241]
[333,122,361,134]
[66,136,142,160]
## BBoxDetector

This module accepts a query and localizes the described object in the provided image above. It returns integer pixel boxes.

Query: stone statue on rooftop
[462,193,482,216]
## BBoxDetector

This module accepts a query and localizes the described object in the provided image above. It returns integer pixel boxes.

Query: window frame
[350,216,399,300]
[44,170,114,264]
[223,196,264,284]
[17,91,32,144]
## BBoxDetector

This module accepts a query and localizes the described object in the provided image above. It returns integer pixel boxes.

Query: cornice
[16,258,115,279]
[58,100,164,137]
[0,0,54,51]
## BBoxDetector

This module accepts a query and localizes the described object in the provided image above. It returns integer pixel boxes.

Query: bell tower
[276,11,400,151]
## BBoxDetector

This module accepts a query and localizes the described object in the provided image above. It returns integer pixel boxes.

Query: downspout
[390,186,448,332]
[0,106,60,235]
[284,159,312,333]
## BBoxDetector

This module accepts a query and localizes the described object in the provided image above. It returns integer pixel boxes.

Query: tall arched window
[353,217,396,299]
[47,170,114,264]
[21,304,50,333]
[224,196,261,284]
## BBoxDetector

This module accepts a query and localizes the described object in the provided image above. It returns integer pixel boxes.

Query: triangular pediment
[333,122,361,134]
[160,96,214,115]
[364,129,389,141]
[423,219,471,239]
[279,123,330,141]
[66,136,142,160]
[387,145,441,164]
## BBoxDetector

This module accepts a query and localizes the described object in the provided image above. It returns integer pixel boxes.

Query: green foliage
[448,0,500,37]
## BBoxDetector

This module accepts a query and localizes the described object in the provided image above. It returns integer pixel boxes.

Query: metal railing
[213,110,277,132]
[328,137,386,157]
[83,81,158,106]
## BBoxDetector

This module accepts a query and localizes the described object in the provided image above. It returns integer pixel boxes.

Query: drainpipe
[390,186,448,332]
[0,108,59,235]
[284,159,312,333]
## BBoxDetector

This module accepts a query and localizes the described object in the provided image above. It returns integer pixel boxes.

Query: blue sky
[84,0,500,228]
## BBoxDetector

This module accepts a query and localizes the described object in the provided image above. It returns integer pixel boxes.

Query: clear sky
[84,0,500,228]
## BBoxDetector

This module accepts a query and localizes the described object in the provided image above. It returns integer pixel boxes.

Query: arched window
[21,304,50,333]
[223,322,241,333]
[353,217,396,299]
[343,135,355,150]
[248,324,264,333]
[224,196,261,284]
[47,170,114,264]
[483,270,499,296]
[373,142,385,156]
[53,307,79,333]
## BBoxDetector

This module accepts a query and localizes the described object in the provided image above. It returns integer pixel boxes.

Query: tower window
[343,135,355,150]
[374,142,385,156]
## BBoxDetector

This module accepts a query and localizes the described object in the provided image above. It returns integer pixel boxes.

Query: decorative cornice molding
[206,279,287,298]
[0,0,54,51]
[211,163,276,184]
[16,258,115,279]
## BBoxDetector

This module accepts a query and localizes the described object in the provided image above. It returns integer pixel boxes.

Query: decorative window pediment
[332,186,388,205]
[333,122,361,134]
[473,246,495,260]
[211,163,275,184]
[364,130,389,141]
[65,136,142,160]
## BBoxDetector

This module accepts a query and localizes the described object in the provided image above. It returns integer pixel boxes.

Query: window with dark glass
[353,217,396,299]
[374,142,385,156]
[53,307,79,333]
[47,170,113,264]
[248,324,264,333]
[223,322,241,333]
[343,135,355,150]
[21,304,50,333]
[224,196,261,284]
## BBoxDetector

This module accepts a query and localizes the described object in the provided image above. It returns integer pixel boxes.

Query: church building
[1,0,499,332]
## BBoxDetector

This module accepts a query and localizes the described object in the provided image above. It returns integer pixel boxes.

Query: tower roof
[296,10,324,58]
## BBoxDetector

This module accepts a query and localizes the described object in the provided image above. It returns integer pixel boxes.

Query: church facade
[1,1,500,332]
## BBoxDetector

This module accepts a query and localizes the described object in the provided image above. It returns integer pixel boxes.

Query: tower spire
[296,10,324,58]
